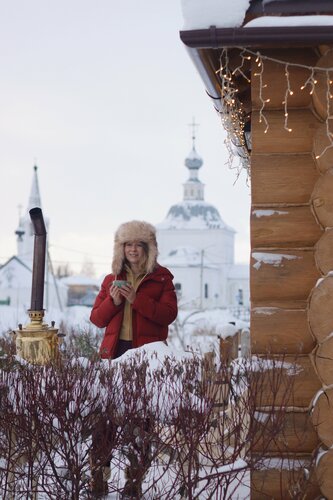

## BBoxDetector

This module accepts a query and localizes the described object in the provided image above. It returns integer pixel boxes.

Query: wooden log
[251,50,317,110]
[316,450,333,500]
[311,168,333,228]
[252,456,319,499]
[252,412,319,454]
[315,228,333,275]
[313,122,333,173]
[312,337,333,387]
[251,305,315,355]
[219,333,239,365]
[251,154,319,205]
[308,276,333,343]
[312,50,333,120]
[252,109,319,154]
[318,45,333,56]
[251,249,319,302]
[251,206,322,248]
[254,355,321,408]
[311,388,333,449]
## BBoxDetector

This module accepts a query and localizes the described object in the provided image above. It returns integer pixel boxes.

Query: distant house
[0,255,67,311]
[60,275,99,307]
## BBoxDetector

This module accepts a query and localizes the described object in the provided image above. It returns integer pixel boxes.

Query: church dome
[185,147,203,169]
[158,200,232,230]
[157,123,235,233]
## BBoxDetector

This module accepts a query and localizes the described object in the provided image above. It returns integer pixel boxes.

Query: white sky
[0,0,250,276]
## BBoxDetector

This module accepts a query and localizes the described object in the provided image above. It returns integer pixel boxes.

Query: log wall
[250,47,333,498]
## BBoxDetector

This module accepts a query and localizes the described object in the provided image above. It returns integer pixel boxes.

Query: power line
[49,244,111,259]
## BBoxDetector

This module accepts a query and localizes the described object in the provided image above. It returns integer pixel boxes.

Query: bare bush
[0,341,314,499]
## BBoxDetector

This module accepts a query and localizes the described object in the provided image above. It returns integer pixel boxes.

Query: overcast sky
[0,0,250,276]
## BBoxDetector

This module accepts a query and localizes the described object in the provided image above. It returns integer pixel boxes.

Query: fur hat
[112,220,158,275]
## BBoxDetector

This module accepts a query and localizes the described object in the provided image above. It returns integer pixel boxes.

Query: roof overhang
[180,26,333,50]
[180,0,333,107]
[180,25,333,114]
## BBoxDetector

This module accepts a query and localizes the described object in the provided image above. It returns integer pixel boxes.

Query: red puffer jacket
[90,265,178,359]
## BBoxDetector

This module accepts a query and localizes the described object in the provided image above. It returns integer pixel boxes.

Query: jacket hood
[112,220,158,275]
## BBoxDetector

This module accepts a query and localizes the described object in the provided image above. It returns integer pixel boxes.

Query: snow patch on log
[253,209,288,218]
[252,307,278,315]
[252,252,299,270]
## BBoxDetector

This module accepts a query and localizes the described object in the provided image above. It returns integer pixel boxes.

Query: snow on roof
[181,0,250,30]
[159,245,219,268]
[245,15,333,28]
[60,274,100,287]
[157,200,234,231]
[181,0,333,31]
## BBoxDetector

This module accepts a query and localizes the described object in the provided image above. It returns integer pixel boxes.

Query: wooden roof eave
[180,25,333,115]
[180,25,333,50]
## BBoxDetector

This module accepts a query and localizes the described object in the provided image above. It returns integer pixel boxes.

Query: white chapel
[156,131,249,310]
[0,166,68,312]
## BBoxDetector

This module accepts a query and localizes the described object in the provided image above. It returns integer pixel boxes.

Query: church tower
[157,122,235,263]
[183,127,205,201]
[156,123,246,308]
[15,165,49,264]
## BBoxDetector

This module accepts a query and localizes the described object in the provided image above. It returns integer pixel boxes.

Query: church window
[237,289,244,306]
[204,283,209,298]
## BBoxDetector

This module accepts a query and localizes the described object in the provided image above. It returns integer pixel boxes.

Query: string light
[217,48,250,178]
[316,69,333,160]
[218,47,333,170]
[283,64,293,133]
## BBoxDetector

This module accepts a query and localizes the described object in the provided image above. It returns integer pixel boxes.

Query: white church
[156,133,249,310]
[0,166,68,312]
[1,145,249,315]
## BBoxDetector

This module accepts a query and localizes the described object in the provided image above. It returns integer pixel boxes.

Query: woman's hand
[109,283,123,306]
[119,283,136,304]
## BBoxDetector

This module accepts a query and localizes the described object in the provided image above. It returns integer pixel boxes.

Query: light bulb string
[217,47,333,171]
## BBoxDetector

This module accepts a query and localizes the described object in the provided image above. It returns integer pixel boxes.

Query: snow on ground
[0,305,251,499]
[0,304,94,337]
[174,307,249,354]
[0,304,247,337]
[0,304,249,362]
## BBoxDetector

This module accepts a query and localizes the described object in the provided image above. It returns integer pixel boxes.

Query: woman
[90,220,178,359]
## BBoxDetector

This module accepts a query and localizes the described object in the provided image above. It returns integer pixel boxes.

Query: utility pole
[200,249,204,309]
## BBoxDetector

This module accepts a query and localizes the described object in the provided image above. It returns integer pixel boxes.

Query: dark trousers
[114,339,133,359]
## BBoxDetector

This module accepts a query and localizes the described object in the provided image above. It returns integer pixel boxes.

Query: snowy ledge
[181,0,250,30]
[181,0,333,31]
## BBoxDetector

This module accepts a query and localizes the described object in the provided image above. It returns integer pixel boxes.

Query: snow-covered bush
[0,342,315,499]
